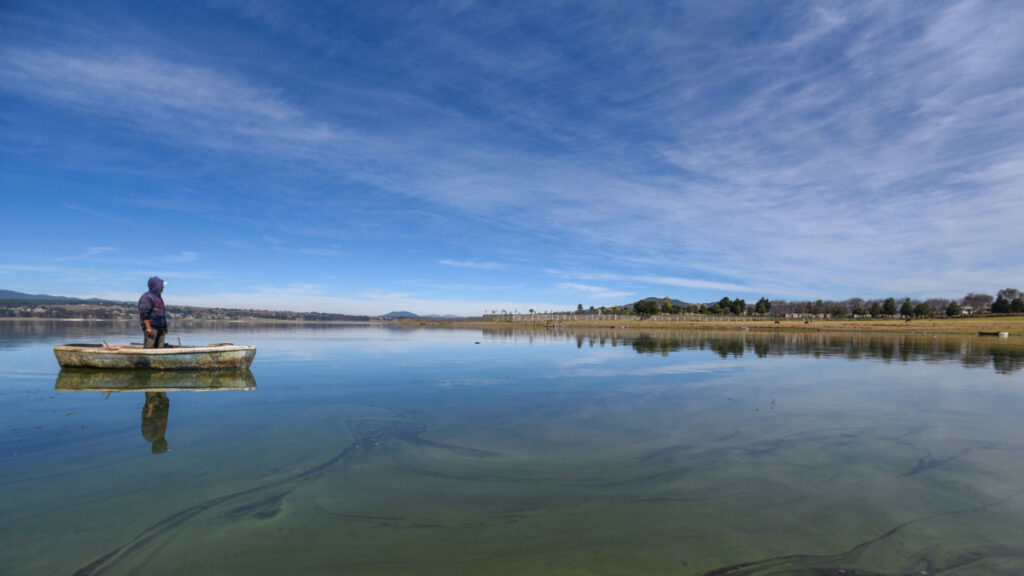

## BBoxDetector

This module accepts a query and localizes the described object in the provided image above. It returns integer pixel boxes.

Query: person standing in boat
[139,276,168,348]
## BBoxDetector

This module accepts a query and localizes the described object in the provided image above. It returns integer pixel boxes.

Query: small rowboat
[53,343,256,370]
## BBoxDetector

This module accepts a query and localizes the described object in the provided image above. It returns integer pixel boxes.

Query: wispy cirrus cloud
[549,272,800,301]
[56,247,118,261]
[0,50,336,153]
[0,264,64,273]
[159,251,198,263]
[634,277,764,296]
[438,259,506,271]
[555,282,635,302]
[399,279,525,292]
[297,247,347,258]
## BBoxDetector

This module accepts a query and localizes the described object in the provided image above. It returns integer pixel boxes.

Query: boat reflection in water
[56,369,256,454]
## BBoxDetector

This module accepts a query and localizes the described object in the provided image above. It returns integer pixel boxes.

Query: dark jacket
[139,277,168,329]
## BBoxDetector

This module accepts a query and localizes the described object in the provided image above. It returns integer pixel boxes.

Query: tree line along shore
[462,289,1024,336]
[485,289,1024,320]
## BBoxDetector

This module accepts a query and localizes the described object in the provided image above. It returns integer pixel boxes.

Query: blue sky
[2,1,1023,316]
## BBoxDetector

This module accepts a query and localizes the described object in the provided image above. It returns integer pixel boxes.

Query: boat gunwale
[56,385,256,392]
[53,344,255,356]
[53,344,256,370]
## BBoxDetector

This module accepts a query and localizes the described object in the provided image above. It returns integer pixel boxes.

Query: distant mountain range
[0,289,126,305]
[0,289,72,301]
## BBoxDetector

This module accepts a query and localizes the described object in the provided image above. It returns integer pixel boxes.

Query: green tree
[717,297,732,315]
[870,301,883,317]
[754,297,771,315]
[577,303,584,315]
[913,302,932,318]
[883,298,897,316]
[634,300,659,318]
[1012,298,1024,313]
[900,298,914,318]
[661,298,675,314]
[754,298,766,315]
[991,295,1012,313]
[945,301,961,317]
[730,298,746,315]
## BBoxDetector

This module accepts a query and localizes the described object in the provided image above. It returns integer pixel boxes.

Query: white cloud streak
[56,247,118,261]
[555,282,635,301]
[0,48,363,172]
[159,251,198,263]
[438,259,506,271]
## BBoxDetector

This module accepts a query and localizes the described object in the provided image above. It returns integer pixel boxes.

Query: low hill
[0,289,69,301]
[0,289,126,305]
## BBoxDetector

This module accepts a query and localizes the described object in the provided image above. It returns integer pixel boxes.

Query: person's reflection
[141,392,170,454]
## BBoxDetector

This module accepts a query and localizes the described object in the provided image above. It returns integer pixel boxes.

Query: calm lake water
[2,321,1024,575]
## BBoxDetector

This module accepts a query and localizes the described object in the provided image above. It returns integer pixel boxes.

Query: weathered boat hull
[53,344,256,370]
[56,368,256,391]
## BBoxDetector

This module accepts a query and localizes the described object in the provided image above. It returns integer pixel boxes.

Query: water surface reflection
[484,327,1024,374]
[54,369,256,454]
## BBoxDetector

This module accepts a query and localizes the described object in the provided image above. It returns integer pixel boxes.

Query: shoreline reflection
[483,328,1024,374]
